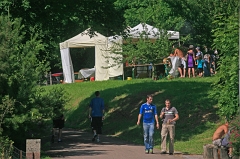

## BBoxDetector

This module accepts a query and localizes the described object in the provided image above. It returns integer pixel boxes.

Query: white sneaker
[96,138,100,142]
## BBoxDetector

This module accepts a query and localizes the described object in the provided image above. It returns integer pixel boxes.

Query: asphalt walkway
[46,129,203,159]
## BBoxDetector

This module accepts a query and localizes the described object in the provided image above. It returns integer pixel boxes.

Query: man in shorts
[89,91,105,142]
[52,113,65,143]
[212,121,233,157]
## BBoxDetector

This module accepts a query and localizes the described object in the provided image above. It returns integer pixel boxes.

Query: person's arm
[159,109,164,119]
[155,115,159,129]
[195,60,198,65]
[223,125,228,134]
[101,99,105,119]
[137,114,142,125]
[102,109,105,120]
[173,49,177,56]
[185,53,188,59]
[61,114,64,120]
[89,107,92,118]
[170,113,179,123]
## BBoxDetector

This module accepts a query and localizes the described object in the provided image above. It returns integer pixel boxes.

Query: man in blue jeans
[137,95,159,154]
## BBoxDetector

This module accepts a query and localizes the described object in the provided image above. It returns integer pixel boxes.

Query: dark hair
[165,99,171,103]
[147,95,153,99]
[95,91,100,96]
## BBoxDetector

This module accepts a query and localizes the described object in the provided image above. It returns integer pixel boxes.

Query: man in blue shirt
[137,95,159,154]
[89,91,105,142]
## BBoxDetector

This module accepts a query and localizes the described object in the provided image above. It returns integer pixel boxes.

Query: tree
[209,0,239,118]
[113,0,186,78]
[0,0,125,72]
[0,15,69,149]
[161,0,216,46]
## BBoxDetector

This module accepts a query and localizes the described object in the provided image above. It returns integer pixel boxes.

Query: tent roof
[128,23,179,40]
[60,28,107,49]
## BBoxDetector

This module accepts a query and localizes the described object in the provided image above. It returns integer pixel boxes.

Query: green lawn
[47,76,222,154]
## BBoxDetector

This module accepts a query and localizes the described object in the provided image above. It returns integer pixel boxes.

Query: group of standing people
[165,44,218,78]
[137,96,179,155]
[56,91,233,157]
[88,91,179,155]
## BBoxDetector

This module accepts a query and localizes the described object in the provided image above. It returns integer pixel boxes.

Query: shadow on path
[45,129,203,159]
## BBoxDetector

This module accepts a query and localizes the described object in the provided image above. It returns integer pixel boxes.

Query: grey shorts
[212,139,222,147]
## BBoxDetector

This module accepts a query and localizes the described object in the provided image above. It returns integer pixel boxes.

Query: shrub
[230,115,240,156]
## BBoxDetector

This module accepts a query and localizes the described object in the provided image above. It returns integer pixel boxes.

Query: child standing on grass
[203,54,210,77]
[137,95,159,154]
[195,47,203,77]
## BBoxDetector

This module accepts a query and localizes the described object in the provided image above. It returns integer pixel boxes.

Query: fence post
[49,72,52,85]
[26,139,41,159]
[20,150,22,159]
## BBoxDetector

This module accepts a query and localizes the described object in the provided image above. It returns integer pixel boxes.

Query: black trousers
[91,117,103,134]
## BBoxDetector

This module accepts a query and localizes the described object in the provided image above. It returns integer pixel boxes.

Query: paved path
[46,129,203,159]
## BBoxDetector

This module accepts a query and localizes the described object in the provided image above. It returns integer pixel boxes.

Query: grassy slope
[48,77,221,154]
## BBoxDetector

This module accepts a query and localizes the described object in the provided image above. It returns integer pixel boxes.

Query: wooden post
[49,72,52,85]
[203,144,214,159]
[20,150,22,159]
[219,147,230,159]
[212,146,219,159]
[26,139,41,159]
[203,144,236,159]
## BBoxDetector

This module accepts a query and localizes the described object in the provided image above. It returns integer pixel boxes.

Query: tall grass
[47,77,222,154]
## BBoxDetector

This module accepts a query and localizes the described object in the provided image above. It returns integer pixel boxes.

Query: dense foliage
[210,1,239,118]
[0,15,69,151]
[230,115,240,156]
[0,0,125,72]
[0,0,239,155]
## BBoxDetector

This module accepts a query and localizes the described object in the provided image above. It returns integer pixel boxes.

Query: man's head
[146,95,153,104]
[95,91,100,96]
[165,99,171,108]
[196,47,200,51]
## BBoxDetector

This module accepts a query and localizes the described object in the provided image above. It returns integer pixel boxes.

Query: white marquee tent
[59,24,179,83]
[128,23,179,40]
[59,29,123,83]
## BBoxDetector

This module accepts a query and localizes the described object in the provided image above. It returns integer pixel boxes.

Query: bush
[230,115,240,156]
[0,134,13,159]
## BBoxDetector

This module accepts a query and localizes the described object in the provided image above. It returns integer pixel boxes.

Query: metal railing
[12,145,26,159]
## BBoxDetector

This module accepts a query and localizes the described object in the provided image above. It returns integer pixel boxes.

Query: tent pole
[122,66,125,80]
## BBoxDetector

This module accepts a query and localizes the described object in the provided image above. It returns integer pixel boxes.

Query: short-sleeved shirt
[197,59,203,68]
[161,107,178,124]
[89,97,104,117]
[139,103,158,123]
[196,51,203,58]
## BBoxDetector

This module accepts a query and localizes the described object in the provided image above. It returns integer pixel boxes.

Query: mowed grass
[47,76,222,154]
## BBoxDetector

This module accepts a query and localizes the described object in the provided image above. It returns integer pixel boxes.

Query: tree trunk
[152,65,155,80]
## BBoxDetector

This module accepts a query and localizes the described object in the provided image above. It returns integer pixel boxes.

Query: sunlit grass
[49,76,222,154]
